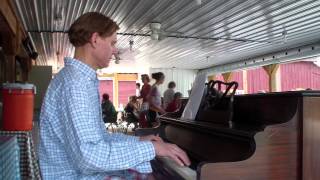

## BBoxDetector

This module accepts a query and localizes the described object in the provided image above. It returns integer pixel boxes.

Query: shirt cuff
[134,141,156,173]
[136,141,156,162]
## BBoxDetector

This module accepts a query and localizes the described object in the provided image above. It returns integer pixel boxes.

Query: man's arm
[63,83,156,173]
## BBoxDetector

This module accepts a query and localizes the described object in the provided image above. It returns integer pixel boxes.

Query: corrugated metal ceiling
[13,0,320,71]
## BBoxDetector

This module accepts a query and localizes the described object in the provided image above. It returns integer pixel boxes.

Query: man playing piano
[38,12,190,179]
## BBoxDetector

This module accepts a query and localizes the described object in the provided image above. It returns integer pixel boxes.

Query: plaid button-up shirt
[39,57,155,179]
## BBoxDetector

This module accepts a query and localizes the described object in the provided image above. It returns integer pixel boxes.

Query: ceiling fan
[117,22,183,42]
[112,40,140,64]
[149,22,182,41]
[117,22,271,44]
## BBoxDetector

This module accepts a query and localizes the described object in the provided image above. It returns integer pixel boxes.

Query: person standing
[136,83,141,97]
[163,81,176,109]
[38,12,190,179]
[139,74,151,109]
[148,72,166,126]
[138,74,152,127]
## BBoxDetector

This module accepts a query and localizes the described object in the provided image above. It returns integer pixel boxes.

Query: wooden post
[5,55,15,82]
[1,32,16,83]
[222,72,233,82]
[0,0,28,83]
[242,70,248,94]
[113,73,138,109]
[113,73,119,109]
[263,64,280,92]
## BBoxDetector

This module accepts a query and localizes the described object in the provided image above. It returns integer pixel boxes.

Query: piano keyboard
[157,157,197,180]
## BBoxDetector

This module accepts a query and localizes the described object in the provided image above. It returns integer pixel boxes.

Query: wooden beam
[98,73,114,78]
[8,0,27,38]
[15,22,21,53]
[222,72,233,82]
[207,75,216,82]
[263,64,280,92]
[117,73,138,81]
[0,0,17,35]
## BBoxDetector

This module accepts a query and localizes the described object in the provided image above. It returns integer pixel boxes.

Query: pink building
[213,61,320,94]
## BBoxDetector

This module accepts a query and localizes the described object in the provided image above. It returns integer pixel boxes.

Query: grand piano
[136,91,320,180]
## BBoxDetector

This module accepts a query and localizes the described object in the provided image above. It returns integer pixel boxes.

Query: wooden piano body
[138,91,320,180]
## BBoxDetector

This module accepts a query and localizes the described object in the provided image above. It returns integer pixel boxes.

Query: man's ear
[89,32,99,48]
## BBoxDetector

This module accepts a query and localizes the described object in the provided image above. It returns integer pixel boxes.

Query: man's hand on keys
[152,141,191,167]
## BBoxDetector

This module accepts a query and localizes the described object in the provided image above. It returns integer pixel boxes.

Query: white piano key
[157,157,197,180]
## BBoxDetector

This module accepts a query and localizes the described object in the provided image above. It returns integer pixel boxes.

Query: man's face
[92,32,117,69]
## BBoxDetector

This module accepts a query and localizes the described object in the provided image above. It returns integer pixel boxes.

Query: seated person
[165,92,183,112]
[124,95,140,124]
[101,93,117,124]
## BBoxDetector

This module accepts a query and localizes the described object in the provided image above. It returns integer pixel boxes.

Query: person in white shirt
[136,82,141,97]
[148,72,166,126]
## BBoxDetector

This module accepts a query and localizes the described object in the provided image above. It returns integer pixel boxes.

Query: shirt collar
[64,57,97,80]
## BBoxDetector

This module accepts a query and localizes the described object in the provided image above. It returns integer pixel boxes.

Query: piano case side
[302,97,320,180]
[199,96,302,180]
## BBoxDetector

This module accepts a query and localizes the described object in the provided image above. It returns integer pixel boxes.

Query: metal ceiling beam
[26,30,271,44]
[200,41,320,75]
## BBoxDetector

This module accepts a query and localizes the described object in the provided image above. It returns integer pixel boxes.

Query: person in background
[148,72,166,127]
[163,81,176,109]
[138,74,152,127]
[139,74,151,107]
[136,82,141,97]
[101,93,117,124]
[124,95,140,127]
[38,12,190,179]
[165,92,183,112]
